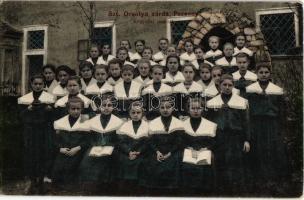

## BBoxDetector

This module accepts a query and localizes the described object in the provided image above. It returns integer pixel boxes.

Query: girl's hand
[27,105,33,110]
[129,151,137,160]
[156,151,164,162]
[163,152,171,160]
[45,105,52,111]
[69,146,81,156]
[60,148,70,155]
[243,141,250,153]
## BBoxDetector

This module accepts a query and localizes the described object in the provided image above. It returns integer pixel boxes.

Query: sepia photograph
[0,0,302,197]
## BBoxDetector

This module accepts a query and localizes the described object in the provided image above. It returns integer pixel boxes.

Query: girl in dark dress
[116,101,149,194]
[52,65,75,99]
[162,54,185,87]
[180,97,217,195]
[79,61,97,94]
[246,64,290,190]
[18,74,56,194]
[52,97,90,187]
[206,74,250,194]
[42,64,58,94]
[215,43,238,75]
[140,96,183,192]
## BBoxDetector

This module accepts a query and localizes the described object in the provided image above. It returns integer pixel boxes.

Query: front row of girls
[18,63,290,194]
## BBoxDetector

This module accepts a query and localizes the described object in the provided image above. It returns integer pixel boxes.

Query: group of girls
[17,33,290,195]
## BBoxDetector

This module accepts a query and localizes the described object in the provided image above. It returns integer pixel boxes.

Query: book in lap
[89,146,114,157]
[182,148,212,165]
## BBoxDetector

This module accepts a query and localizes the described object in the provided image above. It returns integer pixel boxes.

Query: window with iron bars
[170,20,191,45]
[27,30,45,50]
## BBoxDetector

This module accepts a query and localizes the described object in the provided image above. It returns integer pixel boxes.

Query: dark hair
[182,62,196,72]
[134,39,145,47]
[129,100,144,113]
[137,59,151,68]
[95,64,109,74]
[67,96,84,109]
[79,61,94,72]
[120,40,132,49]
[56,65,75,77]
[236,52,250,61]
[116,47,129,61]
[160,95,175,106]
[220,74,234,84]
[42,64,56,73]
[187,97,203,112]
[121,64,134,74]
[199,63,212,72]
[166,54,181,71]
[184,39,194,47]
[158,37,169,50]
[235,32,246,42]
[143,46,153,55]
[211,66,223,74]
[101,43,111,48]
[256,62,271,72]
[30,74,45,83]
[67,75,82,86]
[194,45,204,52]
[108,58,123,69]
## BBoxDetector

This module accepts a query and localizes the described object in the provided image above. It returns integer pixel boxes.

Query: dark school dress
[140,116,183,188]
[115,120,149,182]
[114,80,142,119]
[232,70,257,97]
[180,117,217,190]
[215,56,238,75]
[18,91,56,179]
[206,93,250,191]
[141,81,173,120]
[79,114,123,183]
[52,115,90,183]
[246,81,290,183]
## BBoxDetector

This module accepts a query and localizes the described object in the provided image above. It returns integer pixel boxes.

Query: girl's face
[257,67,271,82]
[223,45,234,57]
[160,101,173,117]
[167,57,179,74]
[183,66,195,82]
[236,36,246,48]
[31,78,44,92]
[120,41,130,49]
[121,70,133,82]
[142,49,152,60]
[200,68,211,81]
[58,70,69,85]
[43,68,55,82]
[152,68,163,82]
[100,99,114,115]
[109,64,121,78]
[189,101,202,118]
[68,102,82,118]
[194,48,204,59]
[220,79,233,95]
[80,66,93,79]
[159,40,168,51]
[102,45,111,55]
[135,41,144,53]
[117,50,128,61]
[167,47,176,56]
[236,57,249,72]
[184,42,194,54]
[209,38,219,50]
[129,106,143,121]
[67,80,80,95]
[94,68,108,82]
[212,69,222,85]
[138,63,150,77]
[90,47,99,58]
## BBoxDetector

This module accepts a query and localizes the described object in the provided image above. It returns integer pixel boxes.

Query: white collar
[246,82,283,95]
[204,49,222,58]
[207,93,248,109]
[142,82,172,96]
[86,57,95,65]
[53,84,68,97]
[149,116,184,135]
[124,61,136,67]
[54,115,90,132]
[117,120,149,139]
[162,71,185,83]
[173,82,203,94]
[153,51,166,61]
[114,80,142,99]
[55,93,91,108]
[130,52,141,61]
[81,78,97,89]
[107,77,123,86]
[215,57,237,66]
[183,117,217,137]
[85,82,113,95]
[180,52,196,61]
[134,76,151,86]
[233,47,253,56]
[232,70,257,81]
[97,55,115,64]
[18,91,55,105]
[45,80,58,93]
[202,82,219,97]
[89,114,124,133]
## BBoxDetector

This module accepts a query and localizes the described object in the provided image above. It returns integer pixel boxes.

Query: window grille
[170,20,190,45]
[27,30,45,50]
[93,27,112,46]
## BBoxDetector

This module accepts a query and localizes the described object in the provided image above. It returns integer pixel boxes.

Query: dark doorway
[200,26,235,51]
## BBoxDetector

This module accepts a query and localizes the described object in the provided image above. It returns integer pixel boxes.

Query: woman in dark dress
[18,74,56,194]
[206,74,250,195]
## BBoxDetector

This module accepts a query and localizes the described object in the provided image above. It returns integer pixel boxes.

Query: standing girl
[42,64,58,94]
[79,61,97,94]
[120,40,134,60]
[116,47,136,68]
[180,39,196,68]
[215,43,238,75]
[134,59,152,87]
[86,43,103,66]
[130,39,145,63]
[159,45,177,67]
[107,58,123,86]
[99,43,115,65]
[162,54,185,87]
[52,65,75,99]
[197,63,213,91]
[141,47,157,66]
[153,38,169,63]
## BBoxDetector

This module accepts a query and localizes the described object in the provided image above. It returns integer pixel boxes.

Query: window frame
[94,21,116,56]
[255,7,300,56]
[22,25,48,95]
[166,16,194,44]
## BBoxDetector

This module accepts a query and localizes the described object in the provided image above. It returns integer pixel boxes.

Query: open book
[89,146,114,157]
[182,148,212,165]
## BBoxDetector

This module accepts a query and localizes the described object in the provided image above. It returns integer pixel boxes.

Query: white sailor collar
[89,114,124,133]
[215,57,237,67]
[85,82,113,95]
[159,59,166,67]
[173,82,203,94]
[149,116,184,135]
[207,93,248,110]
[130,52,142,61]
[114,80,142,99]
[55,93,91,108]
[162,71,185,83]
[117,120,149,139]
[81,78,97,89]
[97,55,115,65]
[124,61,136,68]
[183,117,217,137]
[180,59,200,70]
[53,84,68,97]
[142,82,172,96]
[86,57,95,65]
[246,81,284,95]
[107,77,123,86]
[232,70,257,81]
[153,51,166,61]
[54,115,90,132]
[134,76,151,86]
[234,47,253,57]
[18,91,56,105]
[180,52,196,61]
[202,82,219,97]
[204,49,222,59]
[45,79,58,94]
